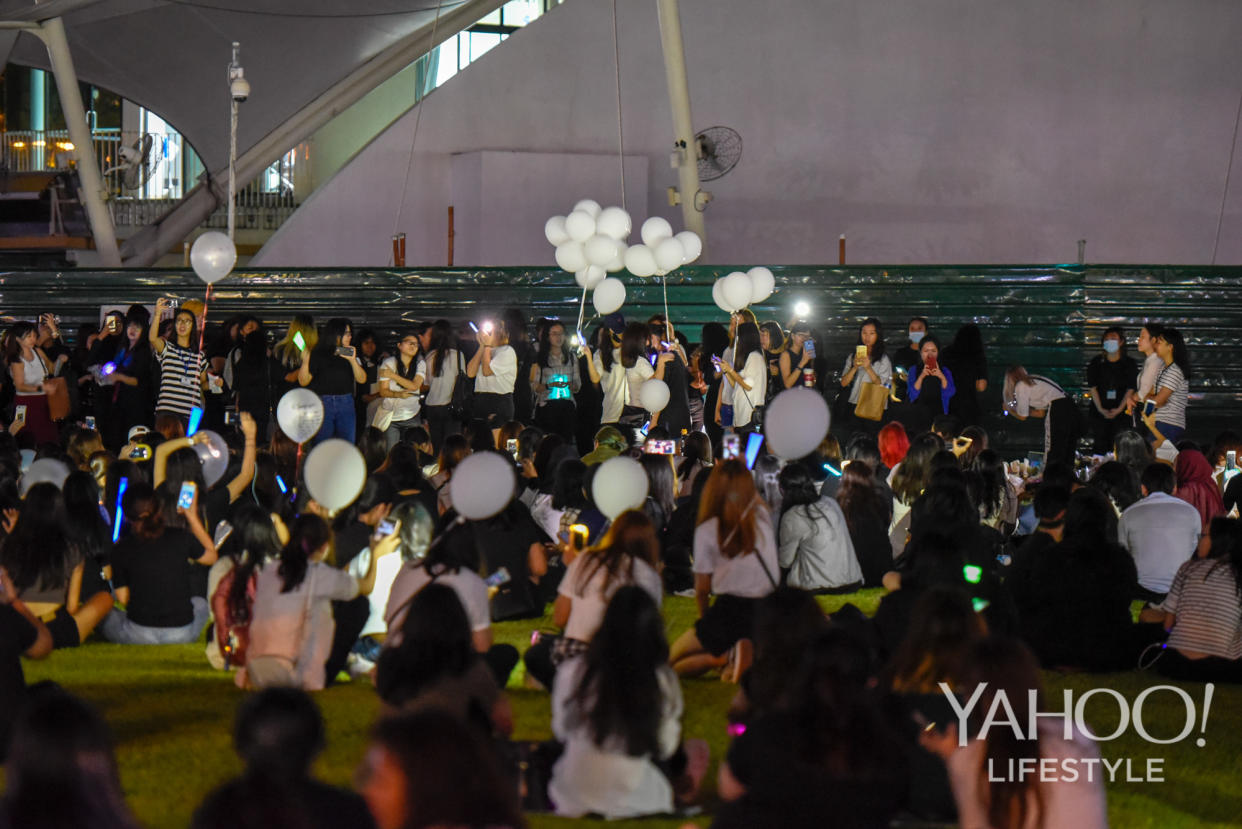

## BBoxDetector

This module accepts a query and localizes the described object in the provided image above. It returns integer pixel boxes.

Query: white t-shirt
[692,510,779,598]
[474,344,518,394]
[346,547,406,638]
[1137,352,1164,400]
[1013,377,1064,417]
[1118,492,1201,593]
[730,351,768,427]
[593,349,654,423]
[379,355,426,422]
[384,563,492,648]
[559,553,663,642]
[424,349,460,407]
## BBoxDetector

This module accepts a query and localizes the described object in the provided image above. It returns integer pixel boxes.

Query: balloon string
[198,283,213,352]
[295,441,304,490]
[662,275,669,330]
[577,286,587,333]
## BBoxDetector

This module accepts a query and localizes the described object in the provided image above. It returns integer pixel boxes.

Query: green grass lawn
[19,591,1242,828]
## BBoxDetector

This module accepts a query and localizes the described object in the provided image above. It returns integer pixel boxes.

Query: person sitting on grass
[670,460,779,680]
[713,627,908,829]
[0,566,52,761]
[376,582,513,739]
[99,481,218,645]
[0,481,113,649]
[207,503,284,671]
[550,586,702,818]
[192,688,376,829]
[1139,516,1242,683]
[2,687,142,829]
[524,509,663,690]
[776,462,864,593]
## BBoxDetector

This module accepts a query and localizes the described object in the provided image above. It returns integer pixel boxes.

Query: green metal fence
[1,264,1238,450]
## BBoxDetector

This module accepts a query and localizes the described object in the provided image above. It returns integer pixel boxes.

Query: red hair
[878,422,910,469]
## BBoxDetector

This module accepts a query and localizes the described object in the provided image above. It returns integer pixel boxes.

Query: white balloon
[544,215,570,247]
[572,198,603,219]
[675,231,702,263]
[276,388,324,444]
[584,234,620,268]
[20,458,71,496]
[555,241,589,273]
[639,378,671,413]
[304,439,367,512]
[654,237,686,273]
[623,244,658,278]
[712,279,733,313]
[451,452,516,520]
[565,210,596,242]
[592,278,626,315]
[640,216,674,247]
[721,271,754,312]
[748,266,776,304]
[190,231,236,285]
[193,430,229,487]
[764,388,831,460]
[604,242,628,272]
[591,455,650,519]
[575,265,606,289]
[595,206,632,240]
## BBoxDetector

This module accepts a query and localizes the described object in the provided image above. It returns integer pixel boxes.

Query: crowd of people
[0,300,1236,829]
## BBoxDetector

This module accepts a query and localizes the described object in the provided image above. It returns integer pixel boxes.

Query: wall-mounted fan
[104,133,164,191]
[695,126,742,182]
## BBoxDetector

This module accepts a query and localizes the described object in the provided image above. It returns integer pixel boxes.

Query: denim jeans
[316,393,356,444]
[100,596,209,645]
[385,417,422,449]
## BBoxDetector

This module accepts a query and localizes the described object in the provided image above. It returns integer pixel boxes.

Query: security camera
[230,72,250,103]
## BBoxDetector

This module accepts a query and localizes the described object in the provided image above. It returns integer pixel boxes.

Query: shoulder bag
[38,352,71,421]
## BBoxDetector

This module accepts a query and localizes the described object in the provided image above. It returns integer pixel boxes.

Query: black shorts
[46,607,81,649]
[472,392,514,427]
[694,594,760,656]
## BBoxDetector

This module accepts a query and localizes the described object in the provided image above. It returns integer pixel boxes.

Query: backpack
[211,566,256,668]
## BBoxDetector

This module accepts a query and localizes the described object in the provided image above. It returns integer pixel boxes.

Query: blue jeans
[385,417,422,449]
[100,597,209,645]
[316,393,356,444]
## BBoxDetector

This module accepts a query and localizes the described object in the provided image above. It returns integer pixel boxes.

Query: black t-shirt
[192,775,376,829]
[0,604,36,760]
[658,353,692,437]
[111,528,203,627]
[1086,354,1138,415]
[308,349,356,396]
[333,521,373,571]
[472,506,551,621]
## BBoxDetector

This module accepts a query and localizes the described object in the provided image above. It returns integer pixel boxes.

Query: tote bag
[854,382,889,422]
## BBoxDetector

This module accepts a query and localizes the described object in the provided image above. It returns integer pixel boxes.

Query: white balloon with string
[451,452,517,520]
[277,388,325,444]
[675,231,702,263]
[572,199,603,219]
[193,430,230,487]
[624,244,658,278]
[640,216,673,248]
[304,439,368,513]
[595,206,632,241]
[555,241,589,274]
[654,237,685,273]
[712,279,734,313]
[721,271,754,312]
[604,242,628,273]
[575,265,607,289]
[764,388,831,459]
[190,231,236,285]
[584,234,620,268]
[591,456,650,519]
[748,267,776,304]
[639,378,671,413]
[565,210,596,243]
[593,278,626,315]
[544,215,570,247]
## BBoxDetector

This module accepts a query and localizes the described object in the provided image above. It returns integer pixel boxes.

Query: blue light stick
[112,477,129,543]
[744,433,765,470]
[186,406,204,437]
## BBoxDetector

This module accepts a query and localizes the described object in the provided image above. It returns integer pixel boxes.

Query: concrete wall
[255,0,1242,267]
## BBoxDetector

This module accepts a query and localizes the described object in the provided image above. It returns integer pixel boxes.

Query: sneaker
[673,587,697,598]
[721,638,753,684]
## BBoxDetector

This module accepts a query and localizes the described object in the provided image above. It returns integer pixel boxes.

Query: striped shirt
[156,341,205,416]
[1155,362,1188,429]
[1161,557,1242,660]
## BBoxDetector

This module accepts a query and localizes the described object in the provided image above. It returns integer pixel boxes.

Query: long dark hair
[1088,461,1140,512]
[536,320,571,369]
[743,588,828,719]
[892,433,943,505]
[3,321,37,364]
[778,462,828,528]
[277,514,332,593]
[62,471,111,564]
[4,689,141,829]
[640,454,676,521]
[225,503,284,622]
[619,323,650,370]
[375,583,476,706]
[1205,516,1242,599]
[888,586,986,693]
[1159,327,1193,380]
[857,317,887,362]
[0,482,76,593]
[836,461,890,538]
[572,586,668,756]
[122,482,165,540]
[967,449,1007,520]
[393,331,423,380]
[316,317,352,352]
[426,319,457,378]
[733,321,761,372]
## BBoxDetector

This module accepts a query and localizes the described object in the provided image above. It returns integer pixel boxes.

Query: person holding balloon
[150,298,208,433]
[647,315,692,438]
[719,322,768,438]
[298,318,367,444]
[584,321,655,431]
[465,318,518,444]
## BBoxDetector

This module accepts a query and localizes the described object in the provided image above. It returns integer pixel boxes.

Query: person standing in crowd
[503,308,535,425]
[97,312,154,451]
[777,321,815,391]
[273,314,318,395]
[942,323,989,427]
[759,320,787,401]
[1126,322,1166,424]
[1141,327,1191,446]
[906,335,955,435]
[375,331,426,449]
[648,316,692,438]
[466,318,518,443]
[718,321,767,438]
[1086,327,1138,454]
[776,463,863,592]
[299,318,367,444]
[420,320,462,452]
[584,321,654,430]
[890,317,929,419]
[149,298,207,434]
[5,320,61,444]
[1002,366,1081,466]
[531,320,581,442]
[354,327,382,431]
[670,460,779,678]
[549,586,686,819]
[837,317,893,436]
[699,322,729,448]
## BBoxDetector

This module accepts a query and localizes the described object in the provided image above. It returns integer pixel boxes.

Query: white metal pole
[228,97,237,241]
[37,17,121,266]
[655,0,706,249]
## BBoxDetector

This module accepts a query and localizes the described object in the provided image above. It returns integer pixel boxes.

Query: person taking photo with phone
[466,318,518,443]
[4,321,60,444]
[376,331,427,449]
[150,298,208,434]
[298,318,367,443]
[838,317,893,435]
[906,335,955,435]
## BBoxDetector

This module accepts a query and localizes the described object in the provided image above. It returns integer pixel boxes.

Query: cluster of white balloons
[623,215,702,278]
[712,266,776,313]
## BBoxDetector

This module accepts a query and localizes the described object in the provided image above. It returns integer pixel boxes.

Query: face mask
[1103,340,1120,354]
[909,331,925,345]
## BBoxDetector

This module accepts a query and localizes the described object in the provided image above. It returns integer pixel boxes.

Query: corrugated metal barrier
[0,264,1237,450]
